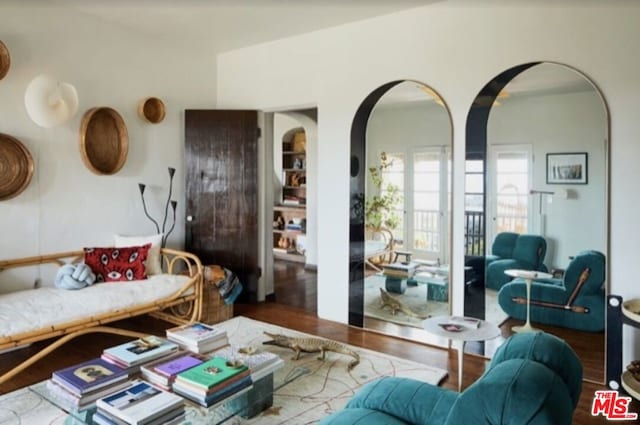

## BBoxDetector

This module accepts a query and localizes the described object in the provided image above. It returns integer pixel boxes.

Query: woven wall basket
[0,133,34,201]
[138,97,166,124]
[0,40,10,80]
[80,107,129,175]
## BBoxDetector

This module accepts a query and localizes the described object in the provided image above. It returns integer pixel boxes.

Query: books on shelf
[51,357,128,396]
[140,351,209,390]
[102,336,179,371]
[213,346,284,381]
[166,322,229,354]
[173,356,252,407]
[96,380,184,425]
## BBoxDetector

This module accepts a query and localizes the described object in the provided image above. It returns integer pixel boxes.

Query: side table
[504,269,552,333]
[423,316,500,391]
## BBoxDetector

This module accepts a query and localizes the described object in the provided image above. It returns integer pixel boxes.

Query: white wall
[217,3,640,360]
[488,89,607,268]
[0,5,217,291]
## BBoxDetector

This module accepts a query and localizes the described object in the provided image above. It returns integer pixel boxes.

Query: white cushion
[114,233,163,275]
[0,274,191,338]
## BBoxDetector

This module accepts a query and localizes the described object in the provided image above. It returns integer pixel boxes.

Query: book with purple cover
[52,357,128,395]
[155,354,205,377]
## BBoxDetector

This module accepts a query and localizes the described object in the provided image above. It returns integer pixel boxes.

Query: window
[487,145,532,243]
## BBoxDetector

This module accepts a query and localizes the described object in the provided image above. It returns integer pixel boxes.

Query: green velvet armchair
[498,250,605,332]
[319,332,582,425]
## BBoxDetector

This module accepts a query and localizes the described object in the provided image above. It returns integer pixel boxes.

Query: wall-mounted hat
[24,74,79,128]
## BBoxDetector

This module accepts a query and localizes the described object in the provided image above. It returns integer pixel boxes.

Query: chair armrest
[343,377,458,424]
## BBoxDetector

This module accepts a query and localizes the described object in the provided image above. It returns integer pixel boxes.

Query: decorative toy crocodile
[379,287,428,319]
[262,331,360,370]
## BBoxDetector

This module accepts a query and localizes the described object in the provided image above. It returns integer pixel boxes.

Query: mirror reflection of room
[362,81,452,342]
[464,62,608,383]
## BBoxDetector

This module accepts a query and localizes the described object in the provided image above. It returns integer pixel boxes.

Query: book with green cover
[175,356,248,390]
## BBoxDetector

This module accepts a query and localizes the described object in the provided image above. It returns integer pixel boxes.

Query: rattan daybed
[0,248,203,386]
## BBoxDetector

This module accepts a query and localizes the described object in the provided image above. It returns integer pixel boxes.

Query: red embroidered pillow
[83,244,151,282]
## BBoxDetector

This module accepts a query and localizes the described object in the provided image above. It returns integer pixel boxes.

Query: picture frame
[546,152,588,184]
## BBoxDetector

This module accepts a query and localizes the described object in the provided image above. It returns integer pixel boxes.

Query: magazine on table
[438,316,481,332]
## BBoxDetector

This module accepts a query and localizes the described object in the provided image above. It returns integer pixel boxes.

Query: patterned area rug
[0,316,448,425]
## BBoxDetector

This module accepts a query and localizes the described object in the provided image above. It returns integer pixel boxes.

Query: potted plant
[365,152,401,231]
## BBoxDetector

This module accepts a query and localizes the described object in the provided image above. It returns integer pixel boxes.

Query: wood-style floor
[0,261,627,424]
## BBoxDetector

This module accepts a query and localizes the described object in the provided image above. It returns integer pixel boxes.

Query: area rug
[0,316,448,425]
[364,275,448,328]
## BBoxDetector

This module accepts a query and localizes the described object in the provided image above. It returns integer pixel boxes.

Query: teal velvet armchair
[498,250,605,332]
[319,332,582,425]
[485,233,547,290]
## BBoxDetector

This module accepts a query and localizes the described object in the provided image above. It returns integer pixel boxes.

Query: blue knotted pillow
[55,263,97,290]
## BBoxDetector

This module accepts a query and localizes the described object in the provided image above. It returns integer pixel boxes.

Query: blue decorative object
[55,263,96,290]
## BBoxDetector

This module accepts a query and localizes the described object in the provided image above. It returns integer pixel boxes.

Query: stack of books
[47,358,130,410]
[140,351,209,390]
[95,380,185,425]
[172,356,253,407]
[382,262,417,279]
[101,336,180,373]
[166,322,228,354]
[213,346,283,381]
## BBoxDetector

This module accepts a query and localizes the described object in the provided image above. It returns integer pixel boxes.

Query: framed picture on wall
[546,152,588,184]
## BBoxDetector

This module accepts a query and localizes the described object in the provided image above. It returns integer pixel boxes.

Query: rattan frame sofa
[0,248,203,386]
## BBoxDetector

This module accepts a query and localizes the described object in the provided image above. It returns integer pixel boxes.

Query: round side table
[423,316,500,391]
[504,269,553,333]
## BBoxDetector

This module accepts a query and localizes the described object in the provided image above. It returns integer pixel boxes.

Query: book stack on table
[166,322,229,354]
[140,351,210,391]
[172,356,253,407]
[94,380,185,425]
[382,262,418,279]
[47,357,131,410]
[101,336,180,374]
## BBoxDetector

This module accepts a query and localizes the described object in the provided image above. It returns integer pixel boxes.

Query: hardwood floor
[0,261,627,424]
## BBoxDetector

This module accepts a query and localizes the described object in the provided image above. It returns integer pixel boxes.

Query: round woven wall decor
[0,133,34,201]
[138,97,166,124]
[80,107,129,175]
[0,40,10,80]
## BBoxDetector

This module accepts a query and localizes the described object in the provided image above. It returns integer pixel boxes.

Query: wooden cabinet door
[185,110,259,303]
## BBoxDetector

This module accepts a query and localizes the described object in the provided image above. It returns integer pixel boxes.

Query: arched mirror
[463,62,609,383]
[349,80,453,344]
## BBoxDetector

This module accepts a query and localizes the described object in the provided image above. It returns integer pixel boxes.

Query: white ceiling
[12,0,442,52]
[5,0,633,52]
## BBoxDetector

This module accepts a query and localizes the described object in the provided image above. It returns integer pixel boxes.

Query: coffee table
[29,364,309,425]
[423,316,500,391]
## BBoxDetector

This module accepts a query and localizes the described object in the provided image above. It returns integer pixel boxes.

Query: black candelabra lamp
[138,167,177,248]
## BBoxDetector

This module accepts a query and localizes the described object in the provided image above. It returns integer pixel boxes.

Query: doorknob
[186,215,194,222]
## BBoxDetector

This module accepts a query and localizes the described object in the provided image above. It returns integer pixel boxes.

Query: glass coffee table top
[29,365,309,425]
